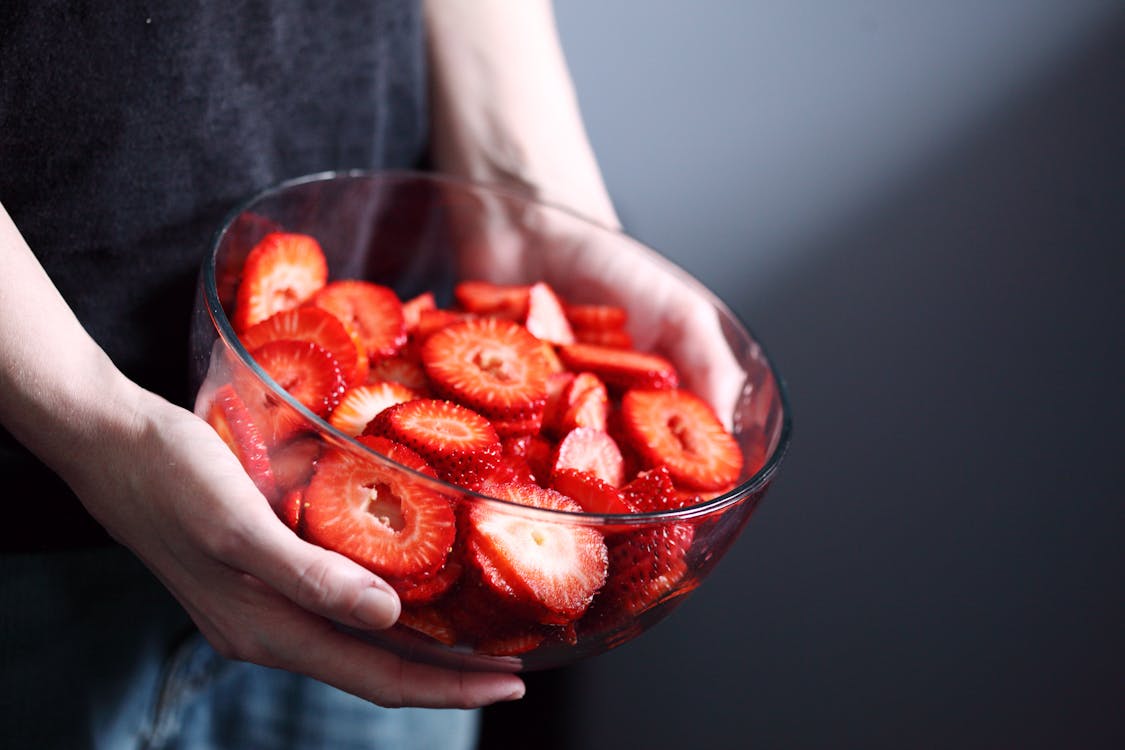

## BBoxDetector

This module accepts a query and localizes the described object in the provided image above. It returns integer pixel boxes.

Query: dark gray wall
[480,3,1124,748]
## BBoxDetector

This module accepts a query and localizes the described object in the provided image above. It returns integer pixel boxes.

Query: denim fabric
[0,545,477,749]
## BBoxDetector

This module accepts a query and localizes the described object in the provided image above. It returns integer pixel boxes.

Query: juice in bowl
[190,170,791,672]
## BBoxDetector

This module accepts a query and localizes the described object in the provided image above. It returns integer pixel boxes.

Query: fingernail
[354,583,399,629]
[503,683,526,702]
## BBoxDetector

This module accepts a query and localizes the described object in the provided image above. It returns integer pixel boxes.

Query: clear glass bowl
[190,170,791,672]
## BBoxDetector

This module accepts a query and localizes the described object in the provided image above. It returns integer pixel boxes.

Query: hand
[67,384,525,709]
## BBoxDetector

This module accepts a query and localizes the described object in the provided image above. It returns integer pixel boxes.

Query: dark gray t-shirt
[0,0,429,549]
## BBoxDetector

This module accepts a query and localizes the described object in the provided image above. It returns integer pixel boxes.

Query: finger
[221,511,403,631]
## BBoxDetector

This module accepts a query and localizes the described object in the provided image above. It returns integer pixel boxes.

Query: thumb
[229,511,402,630]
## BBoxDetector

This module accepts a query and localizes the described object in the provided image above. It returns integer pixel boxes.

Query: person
[0,1,619,747]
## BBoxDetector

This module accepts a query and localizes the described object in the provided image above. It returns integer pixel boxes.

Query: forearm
[424,0,619,228]
[0,202,142,484]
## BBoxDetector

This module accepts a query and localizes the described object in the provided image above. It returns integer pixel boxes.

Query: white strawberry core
[363,481,405,532]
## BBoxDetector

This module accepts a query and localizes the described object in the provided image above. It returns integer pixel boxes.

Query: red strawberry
[620,389,743,491]
[467,482,608,623]
[206,384,277,500]
[311,280,407,360]
[401,291,437,334]
[240,306,367,387]
[565,303,628,331]
[421,317,550,422]
[397,606,459,646]
[240,339,346,444]
[574,328,634,350]
[302,436,456,579]
[542,372,576,433]
[551,469,636,515]
[476,629,546,657]
[364,399,501,491]
[269,435,322,495]
[387,559,463,606]
[453,280,529,318]
[557,372,609,434]
[233,232,328,332]
[328,381,419,437]
[279,487,306,534]
[524,282,575,345]
[621,466,684,513]
[489,412,545,440]
[589,522,696,628]
[551,427,625,488]
[414,308,474,341]
[367,345,430,392]
[557,343,679,391]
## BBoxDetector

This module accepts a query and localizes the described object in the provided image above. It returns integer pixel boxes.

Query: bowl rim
[203,168,792,525]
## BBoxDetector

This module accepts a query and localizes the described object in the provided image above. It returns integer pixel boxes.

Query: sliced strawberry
[467,482,608,623]
[421,318,550,422]
[574,327,634,350]
[302,436,455,579]
[453,280,530,319]
[524,435,555,486]
[551,427,625,488]
[557,343,679,391]
[269,435,322,495]
[414,308,474,341]
[620,389,743,491]
[233,232,328,333]
[565,303,628,331]
[364,399,501,491]
[489,412,544,440]
[397,606,459,646]
[524,282,575,345]
[387,559,463,606]
[551,469,636,515]
[240,306,367,387]
[240,339,346,443]
[367,345,430,392]
[328,381,419,437]
[279,487,306,534]
[401,291,437,334]
[542,372,576,434]
[311,280,407,360]
[557,372,609,434]
[477,629,545,657]
[589,522,695,628]
[206,384,277,500]
[621,466,684,513]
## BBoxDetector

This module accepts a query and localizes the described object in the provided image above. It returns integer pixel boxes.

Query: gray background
[481,2,1124,749]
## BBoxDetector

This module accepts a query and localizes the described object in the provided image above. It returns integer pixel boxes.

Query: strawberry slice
[206,384,277,500]
[524,282,575,345]
[328,381,419,437]
[414,308,474,341]
[397,606,459,646]
[401,291,437,334]
[421,318,551,422]
[557,343,679,391]
[240,339,346,443]
[467,482,608,623]
[589,522,695,628]
[556,372,609,434]
[621,466,685,513]
[364,399,501,490]
[367,344,430,392]
[453,280,530,319]
[620,389,743,491]
[302,436,456,579]
[551,469,636,515]
[233,232,328,333]
[387,559,463,606]
[565,303,628,331]
[574,328,634,350]
[280,487,306,534]
[240,306,367,387]
[551,427,625,488]
[311,280,407,360]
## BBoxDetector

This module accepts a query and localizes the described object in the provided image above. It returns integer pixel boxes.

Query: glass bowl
[190,170,791,672]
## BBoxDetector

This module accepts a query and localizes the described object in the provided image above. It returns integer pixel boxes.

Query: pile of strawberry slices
[205,230,754,656]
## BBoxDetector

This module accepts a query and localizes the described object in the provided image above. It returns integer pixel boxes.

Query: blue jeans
[0,545,477,749]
